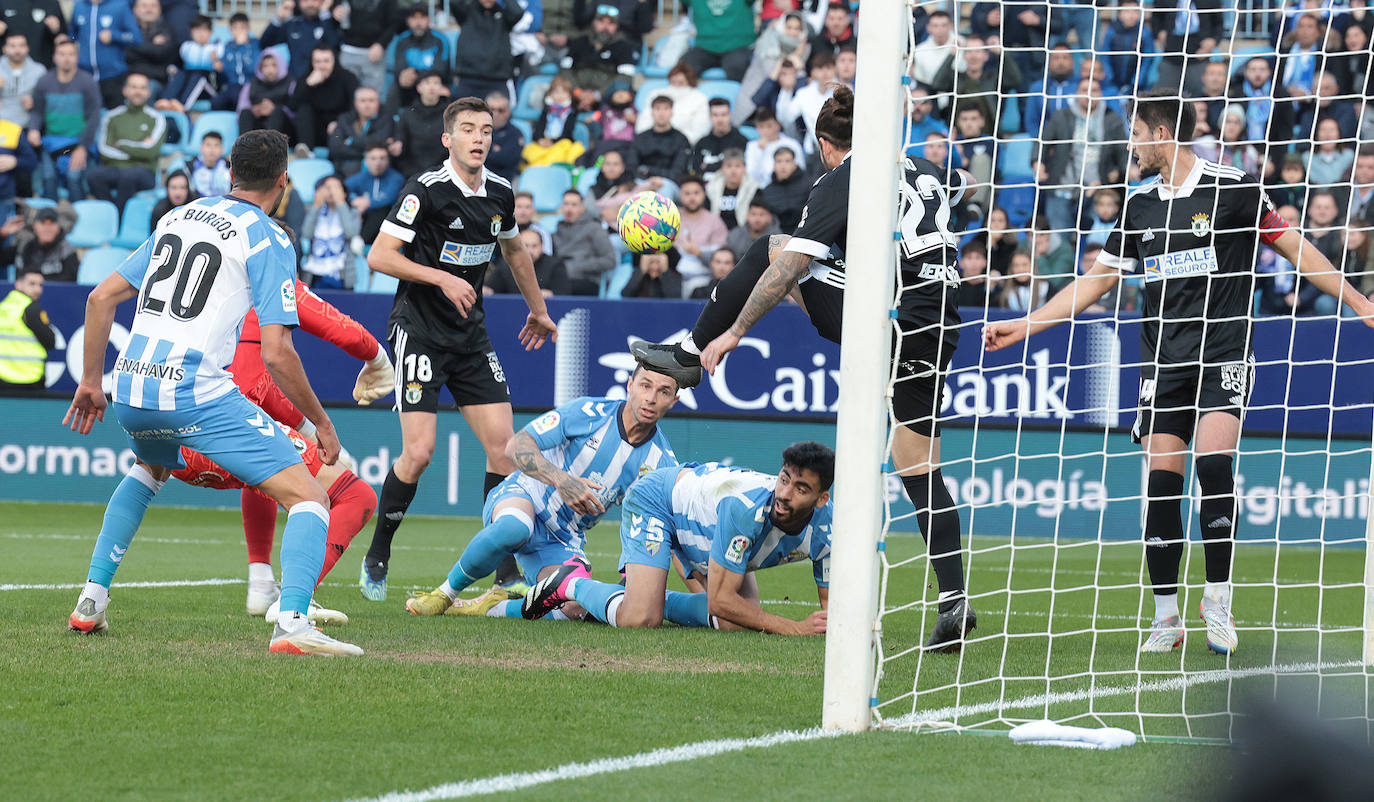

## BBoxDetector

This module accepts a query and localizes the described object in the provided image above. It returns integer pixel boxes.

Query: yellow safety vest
[0,289,47,385]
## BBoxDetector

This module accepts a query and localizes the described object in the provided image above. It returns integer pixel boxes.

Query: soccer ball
[617,191,681,254]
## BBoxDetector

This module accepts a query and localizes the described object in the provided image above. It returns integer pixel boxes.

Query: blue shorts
[113,390,304,487]
[482,477,586,583]
[618,467,679,574]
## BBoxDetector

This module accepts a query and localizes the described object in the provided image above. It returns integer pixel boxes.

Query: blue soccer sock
[571,578,626,626]
[663,590,712,628]
[279,501,329,615]
[86,465,164,588]
[443,513,532,597]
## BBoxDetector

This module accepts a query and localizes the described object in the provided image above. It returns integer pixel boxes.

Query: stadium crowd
[2,0,1374,317]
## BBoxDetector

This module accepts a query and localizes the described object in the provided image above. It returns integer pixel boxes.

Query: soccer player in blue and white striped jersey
[62,130,362,657]
[404,366,680,618]
[523,442,833,635]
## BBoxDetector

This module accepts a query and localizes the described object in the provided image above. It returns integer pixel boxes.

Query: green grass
[2,500,1364,800]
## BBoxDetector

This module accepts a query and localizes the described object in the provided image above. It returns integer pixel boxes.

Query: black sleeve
[22,302,57,350]
[785,167,847,256]
[1099,203,1139,273]
[380,176,429,244]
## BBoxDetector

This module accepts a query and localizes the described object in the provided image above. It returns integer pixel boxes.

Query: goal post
[820,0,908,733]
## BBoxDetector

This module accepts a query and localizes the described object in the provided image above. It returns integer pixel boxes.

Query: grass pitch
[3,500,1364,800]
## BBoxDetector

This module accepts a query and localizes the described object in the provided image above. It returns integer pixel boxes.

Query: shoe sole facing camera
[628,339,703,389]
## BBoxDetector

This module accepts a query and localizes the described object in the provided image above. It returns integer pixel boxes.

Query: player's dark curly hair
[814,84,854,151]
[1134,89,1196,141]
[229,130,288,192]
[782,441,836,491]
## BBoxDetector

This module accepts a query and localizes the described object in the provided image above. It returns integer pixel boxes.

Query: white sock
[296,418,317,438]
[83,581,110,609]
[548,609,572,621]
[277,610,310,631]
[679,336,701,356]
[439,581,458,600]
[1153,593,1180,622]
[248,562,275,584]
[486,600,516,617]
[606,594,624,627]
[565,577,581,599]
[1203,582,1231,606]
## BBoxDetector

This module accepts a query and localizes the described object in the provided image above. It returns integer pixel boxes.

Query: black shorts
[893,331,955,438]
[1131,356,1254,444]
[390,325,509,413]
[798,266,845,344]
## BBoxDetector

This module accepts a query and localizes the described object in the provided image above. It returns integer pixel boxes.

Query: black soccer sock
[1144,470,1186,595]
[902,470,965,613]
[1195,455,1237,584]
[685,234,772,358]
[483,471,506,499]
[365,466,418,570]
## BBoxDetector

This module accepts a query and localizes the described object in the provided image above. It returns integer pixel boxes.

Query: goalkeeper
[984,91,1374,656]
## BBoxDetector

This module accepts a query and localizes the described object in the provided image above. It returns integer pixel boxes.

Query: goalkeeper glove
[353,351,395,405]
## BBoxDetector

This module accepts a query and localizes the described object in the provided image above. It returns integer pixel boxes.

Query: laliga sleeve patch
[280,278,297,312]
[532,411,560,434]
[725,535,750,565]
[397,194,420,225]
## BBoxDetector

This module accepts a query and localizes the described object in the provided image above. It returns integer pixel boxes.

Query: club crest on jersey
[397,194,420,224]
[725,535,750,564]
[280,279,297,312]
[490,216,503,236]
[532,411,560,434]
[405,382,423,405]
[1191,212,1211,237]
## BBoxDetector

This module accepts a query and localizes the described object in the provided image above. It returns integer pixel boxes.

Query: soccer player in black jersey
[358,97,558,601]
[985,91,1374,655]
[634,86,980,652]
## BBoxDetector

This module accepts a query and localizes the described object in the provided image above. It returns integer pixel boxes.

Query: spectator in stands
[290,45,359,152]
[909,130,953,170]
[1191,59,1230,139]
[1305,117,1354,186]
[213,14,260,111]
[1080,187,1120,248]
[270,176,306,253]
[637,61,709,144]
[387,6,450,115]
[336,0,395,94]
[1227,56,1296,156]
[486,227,570,296]
[563,4,637,98]
[261,0,341,79]
[744,106,803,188]
[1033,77,1127,235]
[834,45,856,89]
[149,167,195,229]
[681,0,756,81]
[623,248,682,298]
[534,0,576,68]
[691,246,736,299]
[512,190,552,251]
[237,49,294,138]
[932,35,1022,137]
[1077,242,1124,313]
[124,0,175,99]
[554,188,616,294]
[160,14,221,110]
[1340,225,1374,302]
[589,148,644,224]
[1030,216,1075,293]
[70,0,142,108]
[905,86,948,143]
[1150,0,1222,97]
[13,207,77,281]
[1267,154,1308,212]
[1297,72,1358,143]
[1096,0,1148,94]
[1305,189,1346,268]
[1,34,45,132]
[952,105,993,207]
[346,144,403,242]
[301,173,360,290]
[1345,148,1374,224]
[630,94,689,190]
[955,238,995,310]
[2,0,66,70]
[705,149,755,230]
[1329,22,1374,97]
[674,175,727,291]
[452,0,523,101]
[1278,12,1328,103]
[1022,43,1075,138]
[586,81,636,156]
[392,70,449,176]
[910,10,956,88]
[1215,104,1264,177]
[486,91,524,184]
[1255,237,1302,316]
[759,145,807,230]
[736,11,810,125]
[999,248,1046,312]
[27,40,99,202]
[524,75,584,166]
[0,269,54,391]
[327,86,395,177]
[985,205,1016,276]
[691,98,748,179]
[87,72,163,213]
[748,54,804,131]
[777,51,833,154]
[725,197,778,261]
[810,4,854,56]
[188,131,230,197]
[1048,0,1097,51]
[1078,55,1126,119]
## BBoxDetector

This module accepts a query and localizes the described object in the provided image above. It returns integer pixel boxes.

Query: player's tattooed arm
[507,431,605,515]
[729,249,813,337]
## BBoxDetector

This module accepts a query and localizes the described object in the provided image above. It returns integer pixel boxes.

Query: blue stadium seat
[69,200,120,248]
[698,80,741,105]
[518,165,573,212]
[576,167,599,194]
[634,79,669,111]
[538,62,559,75]
[288,159,336,203]
[998,135,1036,180]
[189,111,240,152]
[211,24,231,44]
[511,119,533,141]
[1000,99,1022,134]
[159,109,192,156]
[113,191,158,248]
[995,185,1038,229]
[77,246,132,285]
[353,255,371,290]
[739,125,759,141]
[601,258,634,298]
[440,29,458,70]
[572,121,591,149]
[1230,45,1272,77]
[368,270,399,294]
[515,75,552,121]
[700,68,727,80]
[23,197,56,210]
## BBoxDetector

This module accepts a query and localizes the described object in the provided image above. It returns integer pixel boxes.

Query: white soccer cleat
[269,620,363,656]
[1200,597,1238,655]
[246,579,280,617]
[264,599,349,627]
[68,596,109,633]
[1140,615,1184,653]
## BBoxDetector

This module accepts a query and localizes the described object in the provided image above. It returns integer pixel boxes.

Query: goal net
[823,0,1374,742]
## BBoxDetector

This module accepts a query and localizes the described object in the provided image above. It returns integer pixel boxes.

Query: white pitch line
[0,578,245,591]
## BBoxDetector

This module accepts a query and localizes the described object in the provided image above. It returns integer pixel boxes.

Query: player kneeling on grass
[174,423,377,626]
[522,442,833,636]
[405,366,679,619]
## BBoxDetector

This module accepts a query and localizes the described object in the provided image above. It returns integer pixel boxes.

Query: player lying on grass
[64,130,363,656]
[229,279,394,617]
[404,365,679,619]
[984,91,1374,656]
[522,442,833,636]
[173,422,377,626]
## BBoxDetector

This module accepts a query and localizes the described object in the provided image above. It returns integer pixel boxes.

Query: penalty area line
[0,578,245,591]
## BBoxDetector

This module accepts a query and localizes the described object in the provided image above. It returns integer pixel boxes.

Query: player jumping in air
[63,130,362,656]
[404,366,679,619]
[984,91,1374,655]
[633,85,979,651]
[522,442,833,636]
[360,96,558,601]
